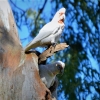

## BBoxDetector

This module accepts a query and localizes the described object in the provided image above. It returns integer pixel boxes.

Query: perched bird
[39,61,65,88]
[25,8,66,52]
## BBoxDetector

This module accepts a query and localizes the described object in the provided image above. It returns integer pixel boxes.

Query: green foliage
[26,8,46,37]
[53,0,100,99]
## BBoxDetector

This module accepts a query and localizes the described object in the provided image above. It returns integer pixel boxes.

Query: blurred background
[9,0,100,100]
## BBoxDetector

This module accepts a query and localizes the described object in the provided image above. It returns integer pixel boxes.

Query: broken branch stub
[39,43,69,64]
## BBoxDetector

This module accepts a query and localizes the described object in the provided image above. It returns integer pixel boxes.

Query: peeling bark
[0,0,52,100]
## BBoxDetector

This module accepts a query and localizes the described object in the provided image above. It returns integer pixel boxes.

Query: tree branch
[35,0,47,23]
[34,0,47,31]
[10,0,25,13]
[39,43,69,64]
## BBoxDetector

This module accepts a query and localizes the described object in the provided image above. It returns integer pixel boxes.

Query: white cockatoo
[25,8,66,52]
[39,61,65,88]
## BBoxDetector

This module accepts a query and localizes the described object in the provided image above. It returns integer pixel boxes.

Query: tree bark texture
[0,0,51,100]
[38,43,69,64]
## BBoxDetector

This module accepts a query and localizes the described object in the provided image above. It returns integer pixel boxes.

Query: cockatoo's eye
[59,12,64,16]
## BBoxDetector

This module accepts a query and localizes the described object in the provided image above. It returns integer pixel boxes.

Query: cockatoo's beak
[57,61,65,74]
[61,14,65,22]
[58,14,65,23]
[57,65,64,74]
[60,66,64,74]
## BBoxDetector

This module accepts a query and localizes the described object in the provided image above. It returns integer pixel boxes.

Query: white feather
[25,7,66,52]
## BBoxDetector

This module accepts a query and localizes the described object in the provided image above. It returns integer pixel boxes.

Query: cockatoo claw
[52,43,57,48]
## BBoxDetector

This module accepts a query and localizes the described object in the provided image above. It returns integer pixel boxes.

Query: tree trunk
[0,0,51,100]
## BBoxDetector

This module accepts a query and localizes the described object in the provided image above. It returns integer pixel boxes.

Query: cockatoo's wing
[25,22,60,51]
[31,22,59,42]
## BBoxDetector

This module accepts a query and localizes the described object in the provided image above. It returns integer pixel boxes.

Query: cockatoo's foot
[46,43,57,53]
[46,43,57,49]
[52,43,57,48]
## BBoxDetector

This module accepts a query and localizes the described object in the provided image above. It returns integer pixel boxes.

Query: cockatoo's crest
[52,7,66,23]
